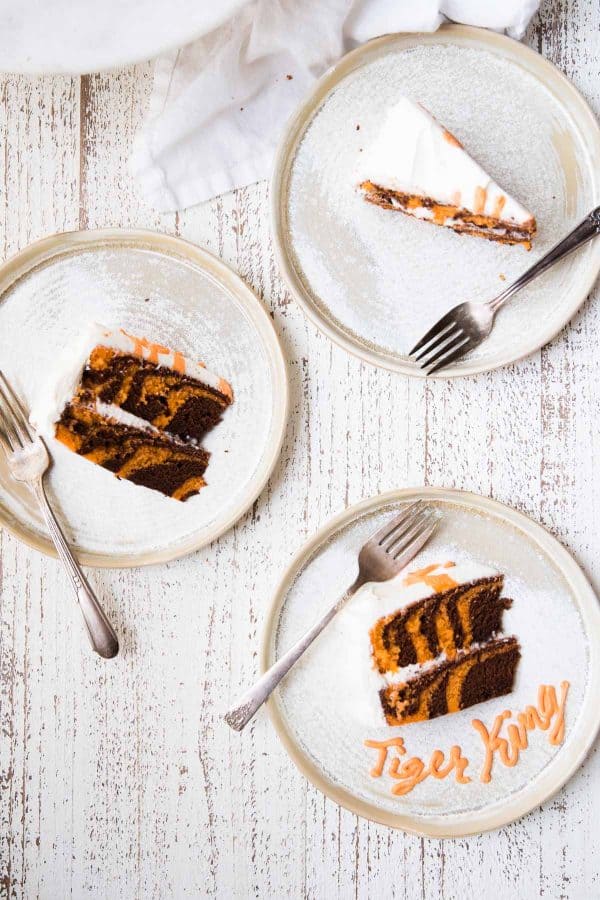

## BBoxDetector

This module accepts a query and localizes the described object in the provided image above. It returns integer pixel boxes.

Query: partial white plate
[0,229,288,567]
[262,487,600,837]
[0,0,245,75]
[272,26,600,377]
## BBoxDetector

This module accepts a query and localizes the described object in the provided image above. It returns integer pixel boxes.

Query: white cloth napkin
[130,0,540,213]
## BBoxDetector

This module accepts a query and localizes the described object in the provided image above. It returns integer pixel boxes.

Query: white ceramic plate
[0,0,246,75]
[0,229,288,567]
[262,487,600,837]
[272,26,600,377]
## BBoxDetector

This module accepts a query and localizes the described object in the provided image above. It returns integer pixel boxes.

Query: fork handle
[223,576,364,731]
[33,480,119,659]
[491,207,600,311]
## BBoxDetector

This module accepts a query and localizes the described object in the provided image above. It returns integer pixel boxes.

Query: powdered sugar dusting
[286,43,594,361]
[272,500,590,820]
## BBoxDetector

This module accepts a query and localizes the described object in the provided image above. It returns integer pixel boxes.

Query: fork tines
[372,501,439,561]
[0,370,35,452]
[409,312,472,375]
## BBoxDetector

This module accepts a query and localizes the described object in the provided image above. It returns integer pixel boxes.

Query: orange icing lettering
[364,737,405,777]
[472,682,570,782]
[471,710,513,782]
[364,739,471,796]
[390,756,427,796]
[365,682,569,797]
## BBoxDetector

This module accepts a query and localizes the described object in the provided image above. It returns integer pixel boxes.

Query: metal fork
[224,500,439,731]
[0,371,119,659]
[409,206,600,375]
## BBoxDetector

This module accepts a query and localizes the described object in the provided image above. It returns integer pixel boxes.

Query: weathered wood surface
[1,1,599,897]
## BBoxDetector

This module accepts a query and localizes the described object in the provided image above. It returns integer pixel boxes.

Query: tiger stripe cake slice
[32,323,233,502]
[358,97,536,248]
[357,559,520,726]
[55,404,210,502]
[74,332,232,445]
[380,636,521,727]
[369,563,510,672]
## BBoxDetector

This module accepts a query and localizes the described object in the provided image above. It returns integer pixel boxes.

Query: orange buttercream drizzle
[364,737,405,777]
[402,561,457,591]
[365,681,570,797]
[492,194,507,218]
[473,186,487,215]
[443,129,463,149]
[120,329,172,365]
[118,328,233,398]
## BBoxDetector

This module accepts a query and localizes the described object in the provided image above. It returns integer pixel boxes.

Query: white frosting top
[333,559,498,726]
[358,97,533,226]
[30,322,231,436]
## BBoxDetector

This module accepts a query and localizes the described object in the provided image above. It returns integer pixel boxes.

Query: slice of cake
[358,97,536,248]
[345,559,520,727]
[71,331,232,444]
[55,404,210,502]
[370,563,510,672]
[32,324,233,502]
[380,636,521,727]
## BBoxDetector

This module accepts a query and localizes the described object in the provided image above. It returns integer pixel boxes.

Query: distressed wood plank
[1,1,599,898]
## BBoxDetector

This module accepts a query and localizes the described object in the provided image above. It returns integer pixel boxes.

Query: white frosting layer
[30,322,230,436]
[335,559,498,726]
[358,97,533,226]
[94,400,159,434]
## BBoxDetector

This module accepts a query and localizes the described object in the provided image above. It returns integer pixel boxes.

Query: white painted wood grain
[1,1,600,897]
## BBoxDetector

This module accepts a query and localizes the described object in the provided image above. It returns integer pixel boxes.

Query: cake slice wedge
[31,324,233,501]
[69,327,232,444]
[359,97,536,248]
[379,636,521,726]
[369,564,511,672]
[56,404,210,502]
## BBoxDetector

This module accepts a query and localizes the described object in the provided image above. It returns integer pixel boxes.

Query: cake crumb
[356,124,360,131]
[499,274,506,281]
[286,74,293,80]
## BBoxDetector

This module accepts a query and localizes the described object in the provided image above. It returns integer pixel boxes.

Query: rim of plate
[0,228,289,568]
[261,486,600,837]
[271,25,600,378]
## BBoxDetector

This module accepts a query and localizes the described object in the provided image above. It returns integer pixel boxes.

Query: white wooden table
[1,1,599,897]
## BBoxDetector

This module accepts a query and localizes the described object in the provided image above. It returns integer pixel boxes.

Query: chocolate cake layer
[380,636,521,726]
[370,576,510,672]
[360,182,536,248]
[76,346,232,444]
[56,403,209,501]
